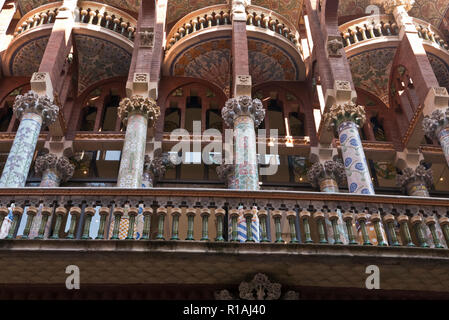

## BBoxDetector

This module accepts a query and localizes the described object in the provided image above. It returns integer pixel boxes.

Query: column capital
[118,95,160,126]
[307,159,346,189]
[396,164,433,190]
[323,101,366,130]
[222,96,265,128]
[143,152,174,180]
[13,90,59,126]
[216,163,235,186]
[423,106,449,140]
[34,153,75,182]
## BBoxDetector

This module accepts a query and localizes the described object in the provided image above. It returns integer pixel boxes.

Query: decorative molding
[221,96,265,128]
[118,95,160,127]
[373,0,415,14]
[323,102,366,130]
[139,27,154,48]
[214,273,298,300]
[327,37,344,58]
[13,90,59,126]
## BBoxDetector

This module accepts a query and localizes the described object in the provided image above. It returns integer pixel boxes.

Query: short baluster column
[140,207,153,240]
[328,211,343,244]
[81,207,96,239]
[22,206,38,239]
[35,207,52,239]
[323,102,375,194]
[287,210,299,243]
[257,209,270,242]
[355,212,372,245]
[0,207,8,231]
[314,210,328,244]
[229,209,239,242]
[272,210,284,243]
[300,208,313,243]
[411,215,430,248]
[50,207,67,239]
[156,207,167,240]
[244,209,255,243]
[200,208,210,241]
[66,207,81,239]
[125,208,138,240]
[6,207,23,239]
[221,96,265,190]
[343,211,358,245]
[185,208,196,241]
[383,213,400,246]
[95,207,110,239]
[398,214,415,247]
[110,207,124,240]
[117,96,160,188]
[425,217,444,248]
[370,212,387,246]
[439,217,449,247]
[214,208,225,242]
[0,90,58,187]
[170,208,181,240]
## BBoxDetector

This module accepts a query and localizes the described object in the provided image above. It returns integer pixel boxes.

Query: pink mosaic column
[221,96,265,190]
[423,107,449,170]
[0,91,58,187]
[117,96,160,188]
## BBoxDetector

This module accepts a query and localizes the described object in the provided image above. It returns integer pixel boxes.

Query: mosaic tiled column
[307,159,346,192]
[142,152,173,187]
[323,102,375,195]
[117,96,160,188]
[396,165,433,197]
[221,96,265,190]
[0,91,58,187]
[34,153,75,187]
[423,107,449,169]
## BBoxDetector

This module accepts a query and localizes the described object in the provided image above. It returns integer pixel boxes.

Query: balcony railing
[13,1,136,41]
[0,188,448,251]
[165,4,301,53]
[339,15,449,51]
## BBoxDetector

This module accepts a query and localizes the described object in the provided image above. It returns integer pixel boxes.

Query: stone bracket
[423,87,449,116]
[139,27,154,48]
[395,149,424,171]
[326,36,344,59]
[126,73,158,99]
[30,72,54,98]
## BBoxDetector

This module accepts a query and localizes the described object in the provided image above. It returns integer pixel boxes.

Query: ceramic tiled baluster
[0,91,58,187]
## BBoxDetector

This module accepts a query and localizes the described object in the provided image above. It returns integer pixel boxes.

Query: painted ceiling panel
[10,36,49,76]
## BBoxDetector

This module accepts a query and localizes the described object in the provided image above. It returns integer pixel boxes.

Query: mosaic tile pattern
[234,116,259,190]
[75,35,131,95]
[40,169,61,187]
[438,127,449,168]
[0,113,42,187]
[117,113,148,188]
[11,36,49,76]
[349,48,396,107]
[338,121,375,195]
[428,53,449,90]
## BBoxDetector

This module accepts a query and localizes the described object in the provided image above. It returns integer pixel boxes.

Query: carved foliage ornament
[422,107,449,139]
[13,90,59,126]
[396,164,433,189]
[139,28,154,48]
[214,273,298,300]
[307,160,347,188]
[34,153,75,182]
[144,152,174,179]
[327,38,344,57]
[373,0,415,13]
[216,163,235,182]
[118,95,161,126]
[221,96,265,128]
[323,101,366,129]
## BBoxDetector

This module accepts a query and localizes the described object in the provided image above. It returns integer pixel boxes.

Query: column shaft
[40,169,61,187]
[438,127,449,168]
[117,112,148,188]
[338,121,374,194]
[0,113,42,187]
[234,115,258,190]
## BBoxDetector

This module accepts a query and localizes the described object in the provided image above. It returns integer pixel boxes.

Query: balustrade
[13,1,136,41]
[165,4,301,53]
[0,188,447,251]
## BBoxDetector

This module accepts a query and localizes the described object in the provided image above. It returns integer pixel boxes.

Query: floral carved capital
[422,107,449,140]
[13,90,59,126]
[118,95,161,127]
[307,160,347,188]
[144,152,174,180]
[396,165,433,190]
[373,0,415,13]
[34,153,75,182]
[221,96,265,128]
[322,101,366,130]
[216,163,235,185]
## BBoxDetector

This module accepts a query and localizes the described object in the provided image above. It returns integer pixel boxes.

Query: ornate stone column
[323,102,375,194]
[397,165,433,197]
[142,152,173,187]
[117,96,160,188]
[216,163,236,188]
[34,153,75,187]
[221,96,265,190]
[307,159,346,192]
[423,107,449,169]
[0,91,58,187]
